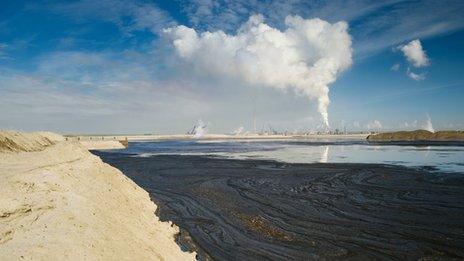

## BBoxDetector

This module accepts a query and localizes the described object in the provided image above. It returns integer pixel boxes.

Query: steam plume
[231,126,244,135]
[163,15,353,127]
[423,114,434,133]
[192,119,207,138]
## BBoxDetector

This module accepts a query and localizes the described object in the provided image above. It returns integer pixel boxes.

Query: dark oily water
[95,152,464,260]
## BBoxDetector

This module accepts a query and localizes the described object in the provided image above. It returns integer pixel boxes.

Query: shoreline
[64,133,370,141]
[0,131,195,260]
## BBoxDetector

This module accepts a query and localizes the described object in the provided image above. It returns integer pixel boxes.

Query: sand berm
[0,130,195,260]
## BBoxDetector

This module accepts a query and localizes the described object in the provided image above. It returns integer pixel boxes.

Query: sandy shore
[0,131,195,260]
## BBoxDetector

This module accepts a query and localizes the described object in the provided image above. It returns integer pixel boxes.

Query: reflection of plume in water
[425,146,431,158]
[192,119,207,138]
[423,114,434,133]
[320,146,329,163]
[231,126,244,135]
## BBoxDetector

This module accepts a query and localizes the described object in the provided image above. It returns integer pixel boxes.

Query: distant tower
[253,106,256,134]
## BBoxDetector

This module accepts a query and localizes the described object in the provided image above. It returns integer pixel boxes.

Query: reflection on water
[118,139,464,173]
[223,144,464,172]
[320,146,329,163]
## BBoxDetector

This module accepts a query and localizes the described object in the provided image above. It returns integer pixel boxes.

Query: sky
[0,0,463,134]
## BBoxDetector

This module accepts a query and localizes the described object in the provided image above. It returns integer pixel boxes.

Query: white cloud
[390,63,400,71]
[0,51,212,133]
[46,0,464,57]
[178,1,464,56]
[163,15,353,127]
[406,67,426,81]
[400,39,430,67]
[0,48,328,133]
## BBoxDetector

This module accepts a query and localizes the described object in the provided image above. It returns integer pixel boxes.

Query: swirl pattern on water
[96,152,464,260]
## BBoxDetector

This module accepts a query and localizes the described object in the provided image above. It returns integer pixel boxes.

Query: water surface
[118,139,464,172]
[95,138,464,260]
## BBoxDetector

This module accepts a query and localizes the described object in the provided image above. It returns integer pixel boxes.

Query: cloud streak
[390,63,400,71]
[50,0,175,34]
[163,15,353,126]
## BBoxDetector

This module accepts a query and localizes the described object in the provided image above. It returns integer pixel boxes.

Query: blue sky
[0,0,463,134]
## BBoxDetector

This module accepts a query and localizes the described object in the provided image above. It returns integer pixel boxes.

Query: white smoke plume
[400,39,430,67]
[231,126,244,135]
[192,119,208,138]
[163,15,353,127]
[423,114,434,133]
[402,115,434,132]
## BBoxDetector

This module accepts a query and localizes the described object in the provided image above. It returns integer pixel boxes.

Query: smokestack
[252,91,257,134]
[253,105,256,134]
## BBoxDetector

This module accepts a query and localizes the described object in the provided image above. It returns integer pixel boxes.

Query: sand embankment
[78,140,126,150]
[367,130,464,142]
[0,131,64,152]
[0,131,195,260]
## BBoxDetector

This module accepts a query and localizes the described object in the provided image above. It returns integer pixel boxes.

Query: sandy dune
[0,130,64,152]
[0,131,195,260]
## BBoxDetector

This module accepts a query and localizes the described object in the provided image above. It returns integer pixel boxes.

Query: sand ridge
[0,130,64,152]
[78,140,126,150]
[0,131,195,260]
